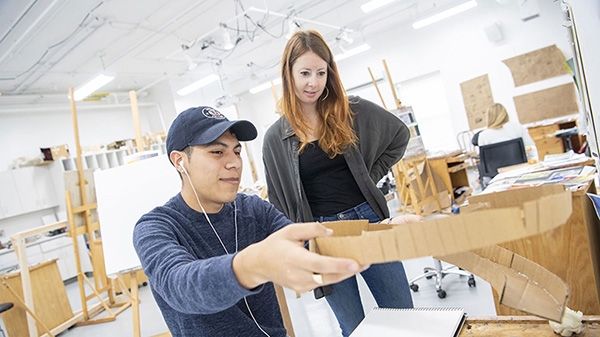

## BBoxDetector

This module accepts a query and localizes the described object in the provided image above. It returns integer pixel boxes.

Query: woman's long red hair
[278,30,357,157]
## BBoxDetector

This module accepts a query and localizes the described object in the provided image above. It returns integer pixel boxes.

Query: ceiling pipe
[102,1,214,71]
[0,0,67,65]
[11,19,105,94]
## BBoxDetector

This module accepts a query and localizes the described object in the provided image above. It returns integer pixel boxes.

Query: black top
[299,141,366,216]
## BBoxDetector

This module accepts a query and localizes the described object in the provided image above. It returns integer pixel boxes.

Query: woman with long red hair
[262,30,419,337]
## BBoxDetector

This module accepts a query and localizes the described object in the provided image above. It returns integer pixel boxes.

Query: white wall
[236,0,572,183]
[0,0,579,234]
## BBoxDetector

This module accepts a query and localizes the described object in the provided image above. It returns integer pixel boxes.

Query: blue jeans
[314,202,414,337]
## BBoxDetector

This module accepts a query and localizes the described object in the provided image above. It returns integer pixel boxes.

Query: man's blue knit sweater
[133,193,292,336]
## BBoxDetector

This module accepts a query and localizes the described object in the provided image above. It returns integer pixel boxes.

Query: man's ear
[170,151,184,171]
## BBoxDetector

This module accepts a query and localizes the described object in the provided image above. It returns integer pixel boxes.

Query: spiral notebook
[350,307,466,337]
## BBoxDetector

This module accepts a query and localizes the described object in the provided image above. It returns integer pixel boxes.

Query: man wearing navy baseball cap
[133,106,369,337]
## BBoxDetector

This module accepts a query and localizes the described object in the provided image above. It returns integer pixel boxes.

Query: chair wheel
[410,284,419,292]
[437,289,447,298]
[468,277,476,287]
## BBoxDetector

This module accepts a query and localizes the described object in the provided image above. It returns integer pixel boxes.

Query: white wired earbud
[179,160,188,176]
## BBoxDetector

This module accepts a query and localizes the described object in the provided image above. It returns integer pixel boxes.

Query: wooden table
[0,259,74,337]
[498,156,596,174]
[428,150,472,200]
[460,316,600,336]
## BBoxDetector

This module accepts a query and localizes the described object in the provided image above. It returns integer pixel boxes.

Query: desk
[498,156,596,174]
[428,150,472,199]
[527,119,585,160]
[460,316,600,336]
[482,164,600,315]
[0,259,74,337]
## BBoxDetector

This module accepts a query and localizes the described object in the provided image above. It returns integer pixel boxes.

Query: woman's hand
[384,214,425,225]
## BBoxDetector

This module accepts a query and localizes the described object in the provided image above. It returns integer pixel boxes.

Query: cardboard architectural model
[310,185,572,321]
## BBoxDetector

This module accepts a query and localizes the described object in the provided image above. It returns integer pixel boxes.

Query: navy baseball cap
[166,106,257,164]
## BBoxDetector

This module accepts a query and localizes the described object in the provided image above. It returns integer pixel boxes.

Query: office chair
[409,258,476,298]
[456,130,475,154]
[456,130,478,169]
[0,302,14,337]
[407,214,475,298]
[477,138,527,188]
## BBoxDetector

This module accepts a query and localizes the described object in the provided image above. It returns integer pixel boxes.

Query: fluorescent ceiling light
[177,74,219,96]
[413,0,478,29]
[249,78,282,95]
[222,29,234,50]
[285,17,300,39]
[334,44,371,62]
[73,72,115,101]
[361,0,395,13]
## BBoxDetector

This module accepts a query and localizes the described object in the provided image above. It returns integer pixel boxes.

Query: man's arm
[233,222,369,294]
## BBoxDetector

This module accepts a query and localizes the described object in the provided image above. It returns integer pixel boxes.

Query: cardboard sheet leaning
[309,185,572,322]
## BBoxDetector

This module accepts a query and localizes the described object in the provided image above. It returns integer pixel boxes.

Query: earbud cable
[182,168,270,337]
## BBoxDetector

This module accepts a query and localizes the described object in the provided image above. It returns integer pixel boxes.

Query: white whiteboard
[95,154,180,276]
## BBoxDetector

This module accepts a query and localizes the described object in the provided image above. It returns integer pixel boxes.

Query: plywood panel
[0,260,73,337]
[502,45,570,87]
[513,83,579,124]
[460,74,494,130]
[459,316,600,336]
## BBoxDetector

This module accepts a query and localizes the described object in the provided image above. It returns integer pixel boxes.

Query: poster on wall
[460,74,494,130]
[502,45,570,87]
[513,83,579,124]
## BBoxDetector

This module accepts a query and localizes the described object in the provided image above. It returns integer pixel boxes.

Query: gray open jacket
[262,96,410,223]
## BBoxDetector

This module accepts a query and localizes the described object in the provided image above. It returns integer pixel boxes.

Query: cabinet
[0,244,43,274]
[0,166,58,219]
[38,236,76,280]
[0,235,92,281]
[428,150,471,200]
[12,166,58,213]
[527,119,583,160]
[0,171,23,218]
[528,124,563,160]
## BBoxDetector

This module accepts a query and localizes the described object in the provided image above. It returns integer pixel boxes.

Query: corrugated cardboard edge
[309,186,573,321]
[312,187,571,264]
[437,245,568,322]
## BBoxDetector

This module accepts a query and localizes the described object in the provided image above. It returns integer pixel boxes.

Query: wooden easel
[392,153,441,215]
[368,60,440,215]
[120,90,151,337]
[65,87,131,329]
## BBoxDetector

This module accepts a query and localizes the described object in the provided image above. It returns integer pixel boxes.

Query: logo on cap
[202,107,226,120]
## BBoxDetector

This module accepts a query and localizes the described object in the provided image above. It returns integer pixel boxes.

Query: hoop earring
[321,86,329,101]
